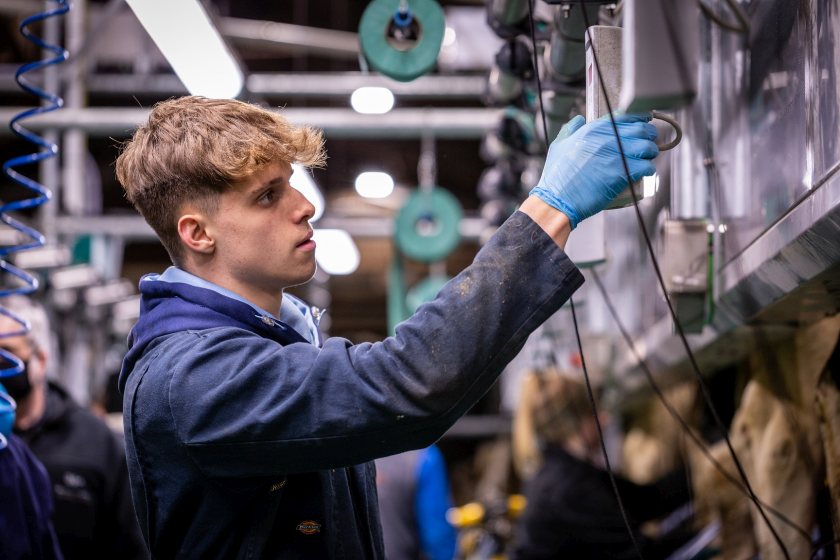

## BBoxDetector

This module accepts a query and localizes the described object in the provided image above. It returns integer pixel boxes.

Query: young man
[115,96,658,559]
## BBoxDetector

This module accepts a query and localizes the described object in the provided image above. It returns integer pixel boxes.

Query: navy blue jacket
[119,212,583,559]
[17,383,148,560]
[0,434,63,560]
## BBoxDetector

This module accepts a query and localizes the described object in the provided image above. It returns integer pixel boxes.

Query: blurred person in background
[510,370,691,560]
[0,295,147,560]
[0,383,63,559]
[376,444,457,560]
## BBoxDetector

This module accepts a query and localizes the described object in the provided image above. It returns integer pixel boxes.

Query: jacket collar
[155,267,320,344]
[118,273,309,393]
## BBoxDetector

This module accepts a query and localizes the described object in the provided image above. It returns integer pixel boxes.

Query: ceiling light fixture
[350,87,395,115]
[125,0,244,98]
[355,171,395,199]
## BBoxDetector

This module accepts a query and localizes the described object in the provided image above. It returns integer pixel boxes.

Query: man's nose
[294,188,316,222]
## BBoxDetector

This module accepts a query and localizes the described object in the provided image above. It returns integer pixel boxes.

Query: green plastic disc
[359,0,446,82]
[395,187,462,262]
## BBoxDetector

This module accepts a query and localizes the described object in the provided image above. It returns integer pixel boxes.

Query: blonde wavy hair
[115,96,326,264]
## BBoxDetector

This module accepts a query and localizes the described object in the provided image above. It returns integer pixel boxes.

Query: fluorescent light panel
[355,171,394,199]
[350,87,395,115]
[126,0,243,98]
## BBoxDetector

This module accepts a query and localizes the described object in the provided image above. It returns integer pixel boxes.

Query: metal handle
[651,111,682,152]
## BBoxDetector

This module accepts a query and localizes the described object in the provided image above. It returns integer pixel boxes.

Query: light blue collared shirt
[145,267,320,345]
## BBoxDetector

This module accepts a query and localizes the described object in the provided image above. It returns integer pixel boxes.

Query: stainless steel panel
[815,0,840,181]
[714,0,811,265]
[610,0,840,391]
[718,167,840,324]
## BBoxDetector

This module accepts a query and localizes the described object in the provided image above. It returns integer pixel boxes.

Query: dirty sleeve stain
[457,277,473,297]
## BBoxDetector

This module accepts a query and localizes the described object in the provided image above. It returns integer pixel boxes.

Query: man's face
[203,160,317,304]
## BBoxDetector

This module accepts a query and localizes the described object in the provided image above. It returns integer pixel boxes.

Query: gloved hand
[529,113,659,228]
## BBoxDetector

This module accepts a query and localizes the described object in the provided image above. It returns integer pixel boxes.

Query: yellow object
[446,502,485,528]
[507,494,527,518]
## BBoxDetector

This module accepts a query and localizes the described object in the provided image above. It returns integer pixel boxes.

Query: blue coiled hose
[0,0,70,450]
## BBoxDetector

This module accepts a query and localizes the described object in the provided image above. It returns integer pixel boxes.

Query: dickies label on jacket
[296,520,322,535]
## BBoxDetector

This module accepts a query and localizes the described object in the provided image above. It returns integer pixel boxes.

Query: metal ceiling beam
[219,17,359,60]
[247,73,486,98]
[52,215,489,241]
[0,107,502,138]
[0,71,486,99]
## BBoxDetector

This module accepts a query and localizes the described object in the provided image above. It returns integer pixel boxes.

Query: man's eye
[258,190,276,205]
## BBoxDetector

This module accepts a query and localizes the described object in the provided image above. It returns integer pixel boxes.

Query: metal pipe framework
[0,107,503,138]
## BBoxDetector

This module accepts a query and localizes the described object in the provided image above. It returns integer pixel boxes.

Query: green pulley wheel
[394,187,462,263]
[359,0,446,82]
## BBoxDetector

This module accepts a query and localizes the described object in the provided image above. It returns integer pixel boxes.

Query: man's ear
[177,213,215,255]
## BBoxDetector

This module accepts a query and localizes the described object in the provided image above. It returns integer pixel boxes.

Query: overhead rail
[50,215,488,241]
[0,107,503,138]
[219,17,360,59]
[0,70,486,99]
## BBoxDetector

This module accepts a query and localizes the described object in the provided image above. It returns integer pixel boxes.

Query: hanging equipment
[359,0,446,82]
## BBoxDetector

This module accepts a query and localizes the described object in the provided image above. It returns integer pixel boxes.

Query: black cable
[527,2,644,558]
[571,298,646,560]
[590,268,813,545]
[577,4,792,558]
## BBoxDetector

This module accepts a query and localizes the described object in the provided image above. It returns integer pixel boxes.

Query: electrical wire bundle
[0,1,69,450]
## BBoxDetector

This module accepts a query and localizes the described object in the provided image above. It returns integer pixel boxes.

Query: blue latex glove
[529,113,659,228]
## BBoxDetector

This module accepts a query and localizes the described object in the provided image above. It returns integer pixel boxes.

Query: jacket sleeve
[159,211,584,476]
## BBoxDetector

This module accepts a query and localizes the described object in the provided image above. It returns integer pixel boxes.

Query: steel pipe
[52,215,488,241]
[247,73,486,98]
[0,71,487,99]
[0,107,503,138]
[219,17,359,59]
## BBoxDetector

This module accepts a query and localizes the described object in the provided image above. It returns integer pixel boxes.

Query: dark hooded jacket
[0,433,63,560]
[511,445,691,560]
[118,212,583,559]
[16,383,148,560]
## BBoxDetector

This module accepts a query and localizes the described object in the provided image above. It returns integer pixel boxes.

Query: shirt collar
[147,267,318,344]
